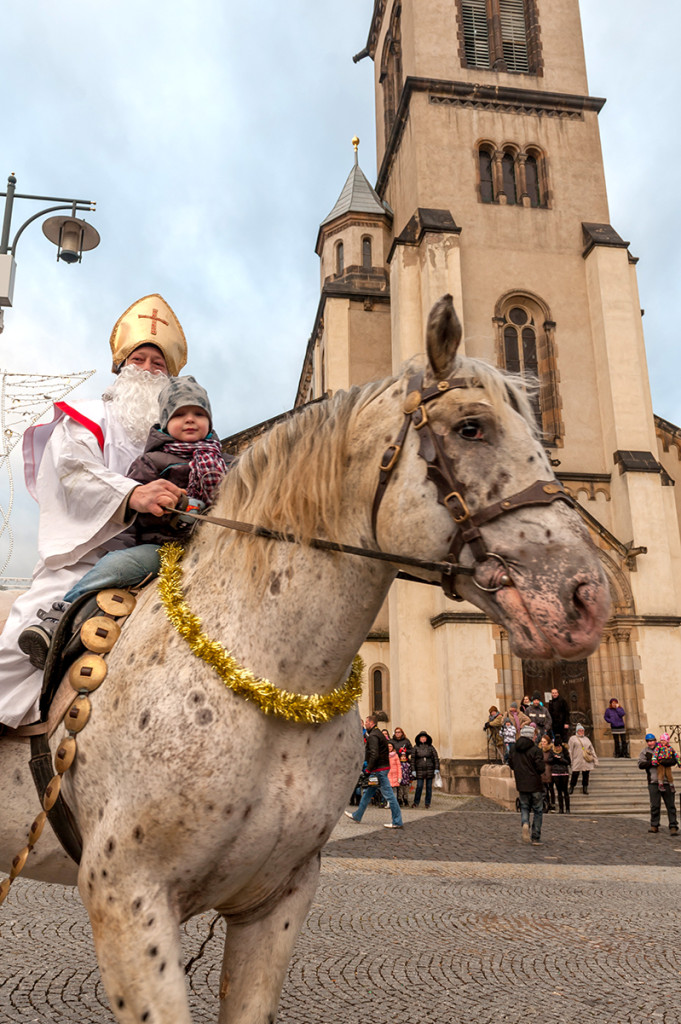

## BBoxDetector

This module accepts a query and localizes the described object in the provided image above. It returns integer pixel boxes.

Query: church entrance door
[522,659,593,738]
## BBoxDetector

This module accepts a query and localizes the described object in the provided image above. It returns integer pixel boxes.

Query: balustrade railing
[660,725,681,748]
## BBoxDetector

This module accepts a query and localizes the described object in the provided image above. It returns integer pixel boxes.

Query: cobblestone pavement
[2,796,681,1023]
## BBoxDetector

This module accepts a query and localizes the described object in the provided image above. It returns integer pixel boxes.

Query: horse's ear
[426,294,462,380]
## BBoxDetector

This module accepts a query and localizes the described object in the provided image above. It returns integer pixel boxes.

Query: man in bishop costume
[0,295,188,729]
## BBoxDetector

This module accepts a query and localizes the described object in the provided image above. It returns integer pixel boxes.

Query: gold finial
[352,136,360,152]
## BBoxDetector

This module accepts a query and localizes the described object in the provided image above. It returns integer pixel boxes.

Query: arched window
[479,148,494,203]
[503,306,540,426]
[500,0,529,71]
[335,240,344,275]
[370,663,390,716]
[372,668,384,711]
[381,6,403,142]
[496,293,563,446]
[501,152,517,205]
[524,153,540,207]
[362,236,372,269]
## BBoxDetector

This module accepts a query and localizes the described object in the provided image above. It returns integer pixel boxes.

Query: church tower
[298,0,681,774]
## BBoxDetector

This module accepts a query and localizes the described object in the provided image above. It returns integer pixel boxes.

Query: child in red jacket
[387,742,401,804]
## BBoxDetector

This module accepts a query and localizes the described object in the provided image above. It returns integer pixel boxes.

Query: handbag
[580,742,594,763]
[367,774,379,786]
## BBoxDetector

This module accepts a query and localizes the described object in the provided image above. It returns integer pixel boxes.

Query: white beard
[102,365,168,446]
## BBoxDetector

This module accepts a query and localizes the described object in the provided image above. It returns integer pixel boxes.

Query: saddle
[20,588,139,863]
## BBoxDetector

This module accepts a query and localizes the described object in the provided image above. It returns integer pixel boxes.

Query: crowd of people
[498,693,680,844]
[345,717,442,829]
[344,695,678,845]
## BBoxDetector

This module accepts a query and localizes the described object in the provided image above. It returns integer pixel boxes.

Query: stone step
[562,756,673,814]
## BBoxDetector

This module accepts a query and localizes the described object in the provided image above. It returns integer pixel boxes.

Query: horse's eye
[458,420,484,441]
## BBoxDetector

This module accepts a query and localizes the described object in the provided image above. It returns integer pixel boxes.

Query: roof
[320,159,387,226]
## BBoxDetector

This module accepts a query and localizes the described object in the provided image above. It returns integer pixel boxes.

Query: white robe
[0,401,144,727]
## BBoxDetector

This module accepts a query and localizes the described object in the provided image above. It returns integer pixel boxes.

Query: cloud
[1,0,679,574]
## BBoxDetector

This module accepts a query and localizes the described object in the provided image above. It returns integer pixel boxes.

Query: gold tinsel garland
[157,542,363,725]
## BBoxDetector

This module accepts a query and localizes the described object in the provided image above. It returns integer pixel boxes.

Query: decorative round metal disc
[42,774,62,811]
[69,654,107,692]
[96,589,136,617]
[81,616,121,653]
[65,695,92,734]
[28,811,48,847]
[54,736,78,774]
[9,846,29,880]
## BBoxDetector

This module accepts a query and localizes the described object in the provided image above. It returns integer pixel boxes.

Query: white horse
[0,296,609,1023]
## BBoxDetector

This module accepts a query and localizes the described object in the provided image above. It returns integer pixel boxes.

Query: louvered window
[499,0,529,71]
[459,0,536,74]
[462,0,490,68]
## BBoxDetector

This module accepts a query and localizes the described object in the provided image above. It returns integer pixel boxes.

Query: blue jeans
[64,545,161,603]
[518,790,543,840]
[351,770,403,826]
[413,776,433,807]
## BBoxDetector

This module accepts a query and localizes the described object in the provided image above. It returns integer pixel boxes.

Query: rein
[161,506,476,583]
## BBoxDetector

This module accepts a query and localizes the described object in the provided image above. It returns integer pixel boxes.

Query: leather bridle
[371,369,575,601]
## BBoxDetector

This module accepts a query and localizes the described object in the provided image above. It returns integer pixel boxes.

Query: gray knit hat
[158,375,212,432]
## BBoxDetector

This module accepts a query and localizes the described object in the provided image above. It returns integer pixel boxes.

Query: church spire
[319,137,386,230]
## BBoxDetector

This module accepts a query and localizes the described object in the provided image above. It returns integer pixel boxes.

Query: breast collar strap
[371,370,575,600]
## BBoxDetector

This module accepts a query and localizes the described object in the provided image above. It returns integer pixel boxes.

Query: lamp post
[0,172,100,333]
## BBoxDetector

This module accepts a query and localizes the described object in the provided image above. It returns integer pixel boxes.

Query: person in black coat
[548,687,570,742]
[410,731,440,809]
[391,726,413,758]
[509,725,545,845]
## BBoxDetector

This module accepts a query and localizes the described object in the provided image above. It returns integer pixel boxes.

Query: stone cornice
[612,616,681,629]
[377,77,606,196]
[430,611,490,629]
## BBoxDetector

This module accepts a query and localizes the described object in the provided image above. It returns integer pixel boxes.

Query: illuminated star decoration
[0,370,94,575]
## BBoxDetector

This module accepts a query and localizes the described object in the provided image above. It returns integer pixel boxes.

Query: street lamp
[0,173,100,331]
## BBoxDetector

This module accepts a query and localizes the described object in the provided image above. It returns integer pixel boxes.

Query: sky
[1,0,680,577]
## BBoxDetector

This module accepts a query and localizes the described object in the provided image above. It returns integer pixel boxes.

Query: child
[397,749,412,806]
[651,733,678,792]
[19,376,231,668]
[501,716,517,764]
[387,741,401,805]
[549,737,571,813]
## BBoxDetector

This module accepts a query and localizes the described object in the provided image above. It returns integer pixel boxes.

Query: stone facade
[295,0,681,780]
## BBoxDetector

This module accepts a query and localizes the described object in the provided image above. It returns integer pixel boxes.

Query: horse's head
[372,294,610,661]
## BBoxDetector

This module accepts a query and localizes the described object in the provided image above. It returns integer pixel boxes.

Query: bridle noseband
[371,370,575,601]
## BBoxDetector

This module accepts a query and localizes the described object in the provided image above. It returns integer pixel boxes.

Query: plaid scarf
[162,438,229,505]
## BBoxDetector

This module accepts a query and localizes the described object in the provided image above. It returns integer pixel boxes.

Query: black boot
[18,601,69,670]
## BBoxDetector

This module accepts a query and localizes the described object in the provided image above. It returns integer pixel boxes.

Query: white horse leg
[217,854,320,1024]
[79,866,191,1024]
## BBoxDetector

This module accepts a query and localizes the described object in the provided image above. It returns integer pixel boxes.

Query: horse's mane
[199,354,536,574]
